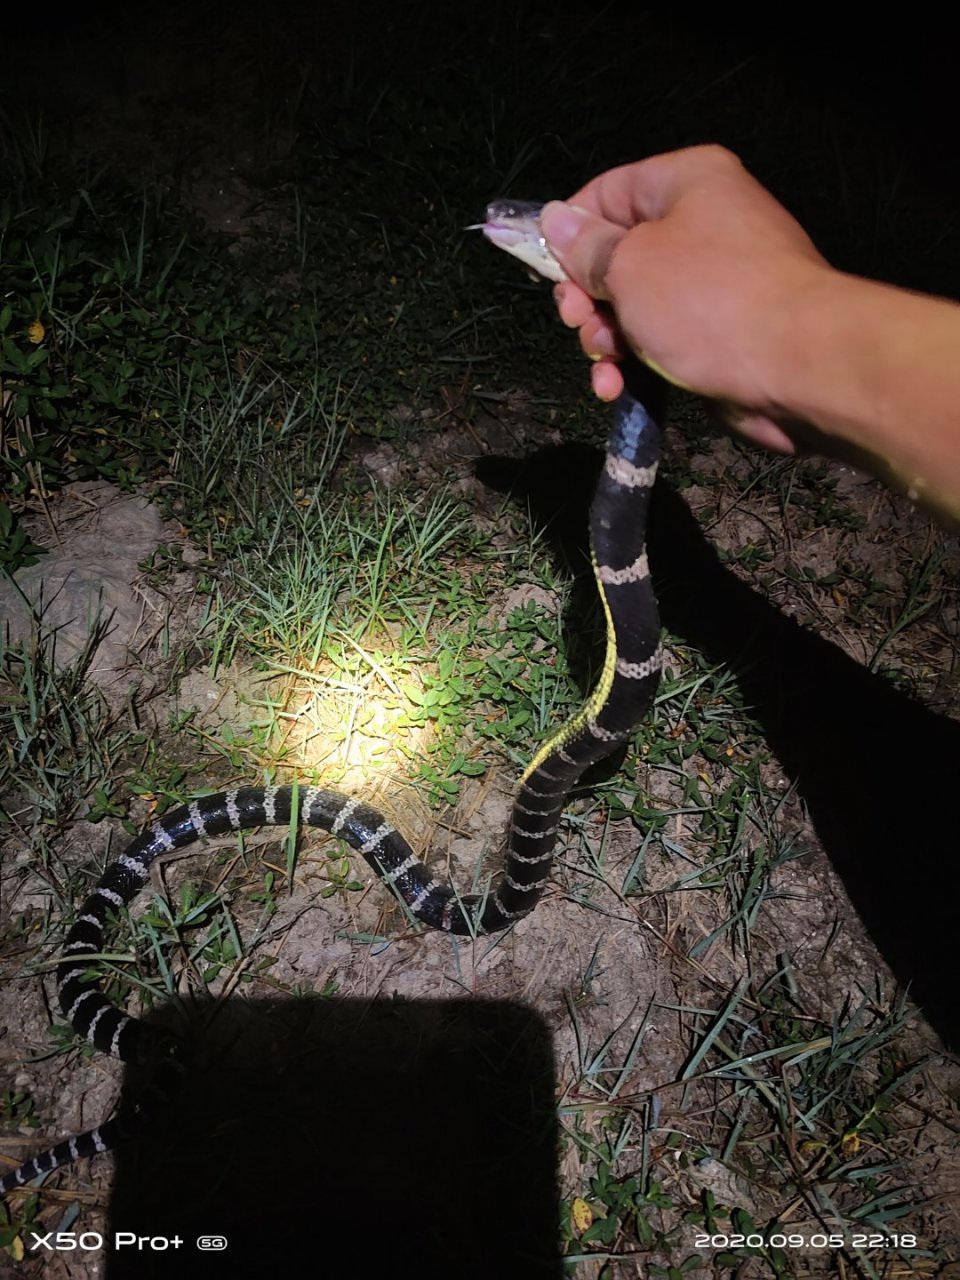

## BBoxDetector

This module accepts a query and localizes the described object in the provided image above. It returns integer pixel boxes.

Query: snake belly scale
[0,201,664,1196]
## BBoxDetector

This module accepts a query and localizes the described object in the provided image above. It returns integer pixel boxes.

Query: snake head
[472,199,569,284]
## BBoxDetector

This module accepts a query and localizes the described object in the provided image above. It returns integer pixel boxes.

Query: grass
[2,4,959,1274]
[558,980,931,1270]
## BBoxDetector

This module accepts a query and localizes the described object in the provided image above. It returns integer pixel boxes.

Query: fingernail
[541,201,587,251]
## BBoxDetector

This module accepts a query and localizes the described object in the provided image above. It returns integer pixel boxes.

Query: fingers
[551,279,595,329]
[540,201,627,301]
[555,282,622,358]
[543,212,631,404]
[545,209,632,404]
[721,409,798,454]
[590,359,625,402]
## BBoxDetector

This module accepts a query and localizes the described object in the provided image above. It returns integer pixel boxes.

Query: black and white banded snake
[0,200,665,1196]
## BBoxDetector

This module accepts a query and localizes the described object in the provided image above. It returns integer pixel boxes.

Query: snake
[0,199,665,1197]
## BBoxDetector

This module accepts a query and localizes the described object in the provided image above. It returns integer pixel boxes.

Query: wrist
[750,260,842,417]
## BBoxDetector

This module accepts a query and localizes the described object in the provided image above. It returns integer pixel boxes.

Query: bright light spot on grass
[336,696,415,776]
[277,664,434,798]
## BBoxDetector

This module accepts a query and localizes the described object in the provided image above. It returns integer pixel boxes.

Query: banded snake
[0,200,665,1196]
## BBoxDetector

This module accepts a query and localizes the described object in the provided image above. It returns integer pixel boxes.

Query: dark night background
[5,5,958,274]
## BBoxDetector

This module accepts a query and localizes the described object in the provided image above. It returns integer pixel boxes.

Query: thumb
[541,201,627,300]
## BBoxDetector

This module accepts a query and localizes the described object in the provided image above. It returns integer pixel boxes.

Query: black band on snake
[0,201,665,1197]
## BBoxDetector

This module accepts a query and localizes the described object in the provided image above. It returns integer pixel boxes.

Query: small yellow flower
[27,318,45,344]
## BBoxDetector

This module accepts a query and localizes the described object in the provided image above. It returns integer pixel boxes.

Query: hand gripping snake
[0,200,665,1196]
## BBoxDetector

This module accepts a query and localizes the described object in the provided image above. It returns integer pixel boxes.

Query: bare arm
[540,145,960,524]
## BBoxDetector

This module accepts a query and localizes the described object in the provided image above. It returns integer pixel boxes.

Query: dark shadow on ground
[104,997,559,1279]
[478,444,960,1052]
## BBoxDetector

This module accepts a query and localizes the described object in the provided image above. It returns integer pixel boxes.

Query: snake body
[0,201,664,1197]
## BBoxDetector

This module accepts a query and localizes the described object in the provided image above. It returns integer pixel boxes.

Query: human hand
[541,145,832,453]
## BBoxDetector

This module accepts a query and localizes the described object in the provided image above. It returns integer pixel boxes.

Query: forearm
[764,267,960,524]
